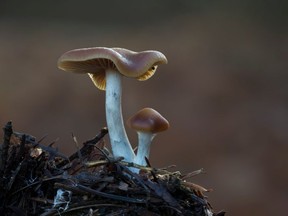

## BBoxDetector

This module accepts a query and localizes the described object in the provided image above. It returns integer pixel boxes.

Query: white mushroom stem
[134,132,156,166]
[105,69,135,162]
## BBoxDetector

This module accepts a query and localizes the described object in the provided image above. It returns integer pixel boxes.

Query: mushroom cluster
[58,47,169,169]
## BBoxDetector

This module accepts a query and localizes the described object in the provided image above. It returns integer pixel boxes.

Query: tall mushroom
[57,47,167,162]
[127,108,169,166]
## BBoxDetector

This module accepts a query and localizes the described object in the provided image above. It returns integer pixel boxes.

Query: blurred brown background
[1,1,288,215]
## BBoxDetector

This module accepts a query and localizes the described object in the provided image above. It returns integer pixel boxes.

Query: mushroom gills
[137,65,158,81]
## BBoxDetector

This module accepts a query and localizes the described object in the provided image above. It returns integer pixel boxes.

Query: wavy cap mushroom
[58,47,167,163]
[127,107,169,166]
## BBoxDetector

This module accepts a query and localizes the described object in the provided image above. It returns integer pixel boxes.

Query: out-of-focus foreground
[1,1,287,215]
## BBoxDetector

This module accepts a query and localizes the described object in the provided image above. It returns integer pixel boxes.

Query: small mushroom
[58,47,167,163]
[127,108,169,166]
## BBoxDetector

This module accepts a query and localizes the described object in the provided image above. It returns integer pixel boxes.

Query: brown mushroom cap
[57,47,167,90]
[127,108,169,134]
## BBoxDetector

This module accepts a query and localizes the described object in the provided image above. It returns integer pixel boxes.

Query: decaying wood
[0,122,225,216]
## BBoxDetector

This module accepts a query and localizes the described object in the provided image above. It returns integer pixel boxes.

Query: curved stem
[105,69,135,162]
[134,132,156,166]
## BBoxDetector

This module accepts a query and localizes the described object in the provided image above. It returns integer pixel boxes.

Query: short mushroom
[58,47,167,163]
[127,107,169,166]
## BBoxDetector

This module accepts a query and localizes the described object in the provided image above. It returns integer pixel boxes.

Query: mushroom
[127,107,169,166]
[57,47,167,162]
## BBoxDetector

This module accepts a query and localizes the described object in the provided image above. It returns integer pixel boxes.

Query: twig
[72,133,82,160]
[1,121,13,172]
[145,157,158,182]
[58,127,108,168]
[83,127,108,145]
[37,134,48,144]
[181,168,205,180]
[120,164,151,195]
[76,184,147,204]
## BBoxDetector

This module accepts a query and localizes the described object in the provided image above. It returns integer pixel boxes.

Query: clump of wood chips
[0,122,225,216]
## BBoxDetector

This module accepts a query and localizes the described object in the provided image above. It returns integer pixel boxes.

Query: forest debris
[0,122,224,216]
